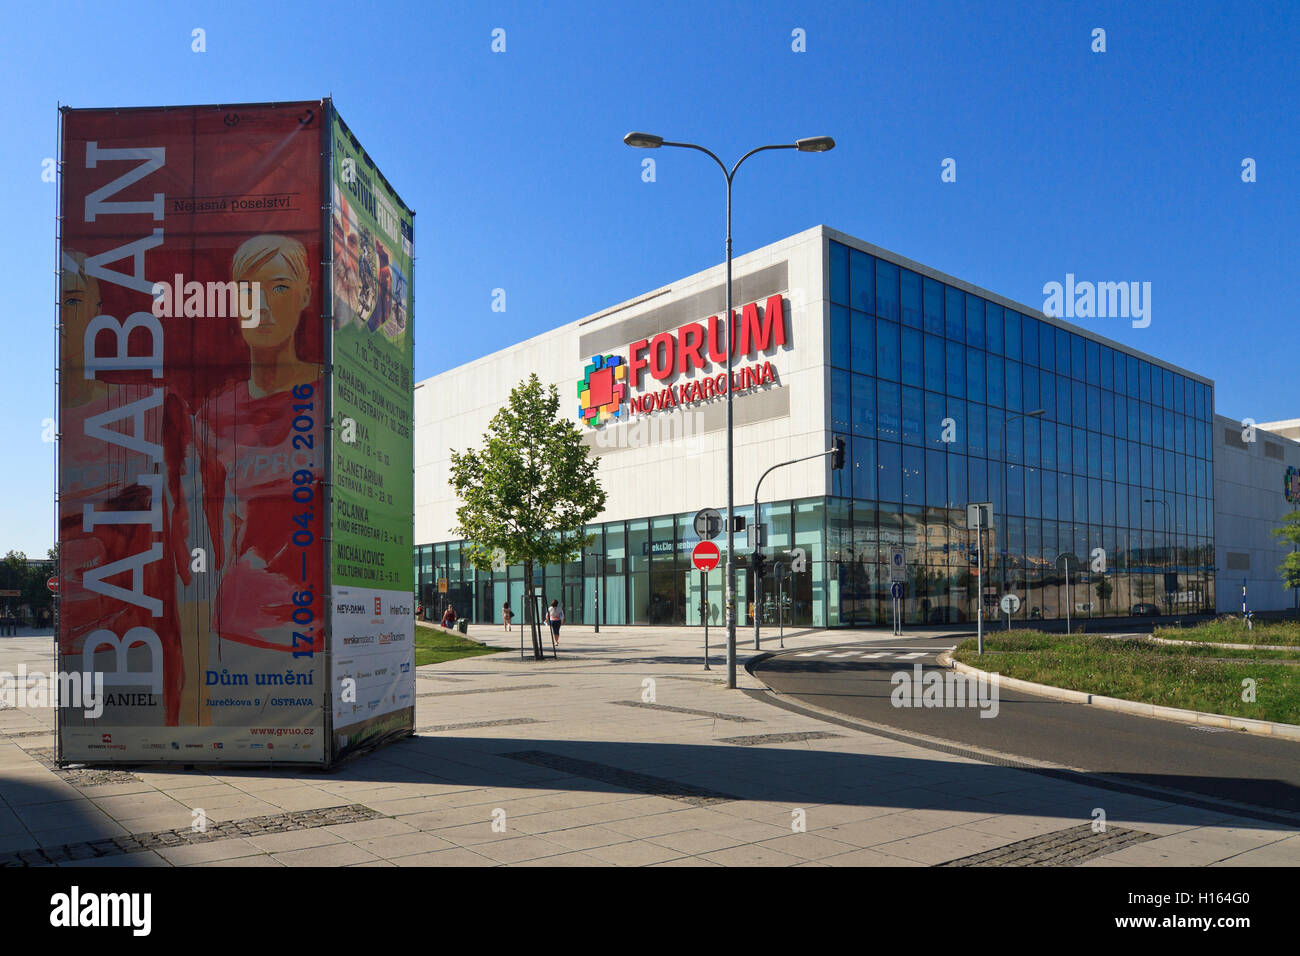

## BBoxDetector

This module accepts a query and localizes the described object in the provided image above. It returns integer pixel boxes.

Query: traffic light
[752,552,767,578]
[831,436,846,470]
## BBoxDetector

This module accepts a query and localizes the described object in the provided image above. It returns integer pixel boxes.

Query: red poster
[59,102,327,762]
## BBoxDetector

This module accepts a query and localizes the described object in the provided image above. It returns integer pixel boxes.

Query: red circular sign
[46,576,58,593]
[691,541,721,572]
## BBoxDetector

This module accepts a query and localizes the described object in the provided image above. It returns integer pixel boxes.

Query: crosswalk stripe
[859,651,891,659]
[827,651,860,658]
[794,650,830,657]
[896,651,926,659]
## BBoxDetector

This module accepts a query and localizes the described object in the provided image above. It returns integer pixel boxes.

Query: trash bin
[457,619,467,635]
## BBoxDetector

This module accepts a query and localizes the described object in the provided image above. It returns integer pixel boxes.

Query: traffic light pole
[752,442,844,650]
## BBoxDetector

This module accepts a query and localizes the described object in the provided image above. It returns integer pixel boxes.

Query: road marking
[896,651,927,659]
[827,651,861,658]
[859,651,892,659]
[794,650,830,657]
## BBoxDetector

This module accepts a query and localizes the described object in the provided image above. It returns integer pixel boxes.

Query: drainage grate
[608,700,759,723]
[502,750,739,807]
[717,731,844,747]
[417,683,555,699]
[27,748,142,787]
[937,823,1158,867]
[418,718,540,733]
[0,803,382,867]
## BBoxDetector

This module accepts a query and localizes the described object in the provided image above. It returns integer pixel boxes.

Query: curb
[1142,635,1297,652]
[937,651,1300,741]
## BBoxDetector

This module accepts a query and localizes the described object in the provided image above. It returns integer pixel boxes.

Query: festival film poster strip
[327,105,416,758]
[58,102,328,763]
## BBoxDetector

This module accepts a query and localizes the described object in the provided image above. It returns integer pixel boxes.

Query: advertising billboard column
[58,102,329,762]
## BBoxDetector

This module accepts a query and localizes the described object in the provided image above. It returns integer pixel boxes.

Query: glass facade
[415,238,1216,627]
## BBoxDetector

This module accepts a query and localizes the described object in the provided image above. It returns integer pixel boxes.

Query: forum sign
[577,294,787,427]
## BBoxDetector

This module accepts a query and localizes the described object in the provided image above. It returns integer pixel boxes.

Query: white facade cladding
[415,226,828,543]
[1213,415,1300,613]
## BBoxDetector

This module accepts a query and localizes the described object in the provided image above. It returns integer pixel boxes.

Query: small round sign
[691,541,721,573]
[890,582,903,599]
[1000,594,1021,614]
[46,576,58,594]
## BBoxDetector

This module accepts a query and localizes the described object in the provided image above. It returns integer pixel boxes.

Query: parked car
[1130,603,1160,617]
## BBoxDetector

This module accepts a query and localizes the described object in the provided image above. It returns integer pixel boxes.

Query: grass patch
[414,623,507,667]
[952,630,1300,725]
[1154,615,1300,647]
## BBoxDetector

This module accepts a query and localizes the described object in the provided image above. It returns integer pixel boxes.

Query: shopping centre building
[413,225,1300,628]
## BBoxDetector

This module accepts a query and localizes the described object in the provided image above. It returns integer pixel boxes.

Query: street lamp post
[623,132,834,689]
[999,409,1045,629]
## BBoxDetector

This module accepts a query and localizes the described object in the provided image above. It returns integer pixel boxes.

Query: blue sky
[2,0,1296,554]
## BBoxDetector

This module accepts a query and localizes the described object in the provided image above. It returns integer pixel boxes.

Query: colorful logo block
[577,354,626,426]
[1286,466,1300,504]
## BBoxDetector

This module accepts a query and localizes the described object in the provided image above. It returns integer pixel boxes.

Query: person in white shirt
[545,600,564,646]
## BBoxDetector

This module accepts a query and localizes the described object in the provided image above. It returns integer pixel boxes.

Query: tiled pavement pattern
[607,700,759,722]
[0,804,380,867]
[0,628,1298,866]
[937,824,1158,866]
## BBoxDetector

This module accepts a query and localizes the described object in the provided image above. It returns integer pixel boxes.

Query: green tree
[1094,574,1113,613]
[1272,509,1300,594]
[449,374,607,659]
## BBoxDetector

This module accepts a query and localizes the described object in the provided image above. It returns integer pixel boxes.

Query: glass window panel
[852,436,876,500]
[926,449,947,508]
[998,358,1019,411]
[968,456,988,502]
[1100,390,1114,433]
[1041,420,1056,470]
[1058,423,1073,472]
[1025,467,1041,518]
[875,258,899,320]
[1101,434,1115,480]
[965,294,986,349]
[1086,432,1101,478]
[900,269,922,327]
[1072,429,1087,476]
[946,340,966,398]
[829,241,849,305]
[1024,416,1041,468]
[901,326,923,387]
[903,445,924,505]
[1057,376,1072,422]
[850,248,874,314]
[1005,309,1022,361]
[876,317,900,380]
[1056,327,1071,375]
[1039,370,1056,421]
[830,305,850,369]
[1086,339,1101,383]
[851,309,874,375]
[985,303,1004,355]
[986,354,1005,408]
[987,406,1005,464]
[1072,380,1087,428]
[947,453,967,505]
[851,372,875,437]
[945,286,965,340]
[1006,412,1023,466]
[1022,365,1038,415]
[902,386,924,445]
[1100,345,1114,389]
[967,403,986,457]
[877,379,901,442]
[1163,367,1175,409]
[1039,321,1055,372]
[1074,475,1089,523]
[1139,361,1151,402]
[925,391,947,449]
[924,333,946,392]
[877,441,902,502]
[1127,354,1139,395]
[1042,467,1058,518]
[923,277,944,334]
[1008,464,1025,516]
[831,368,851,435]
[966,349,986,405]
[1071,333,1086,380]
[946,399,967,454]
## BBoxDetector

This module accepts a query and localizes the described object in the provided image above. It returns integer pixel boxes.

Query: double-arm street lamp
[623,132,835,689]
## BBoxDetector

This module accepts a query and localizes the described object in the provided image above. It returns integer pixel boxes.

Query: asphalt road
[751,635,1300,817]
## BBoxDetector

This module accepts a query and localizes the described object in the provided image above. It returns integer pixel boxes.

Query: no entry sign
[691,541,721,572]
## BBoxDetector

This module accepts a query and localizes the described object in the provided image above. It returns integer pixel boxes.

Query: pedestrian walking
[502,601,513,632]
[545,599,563,647]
